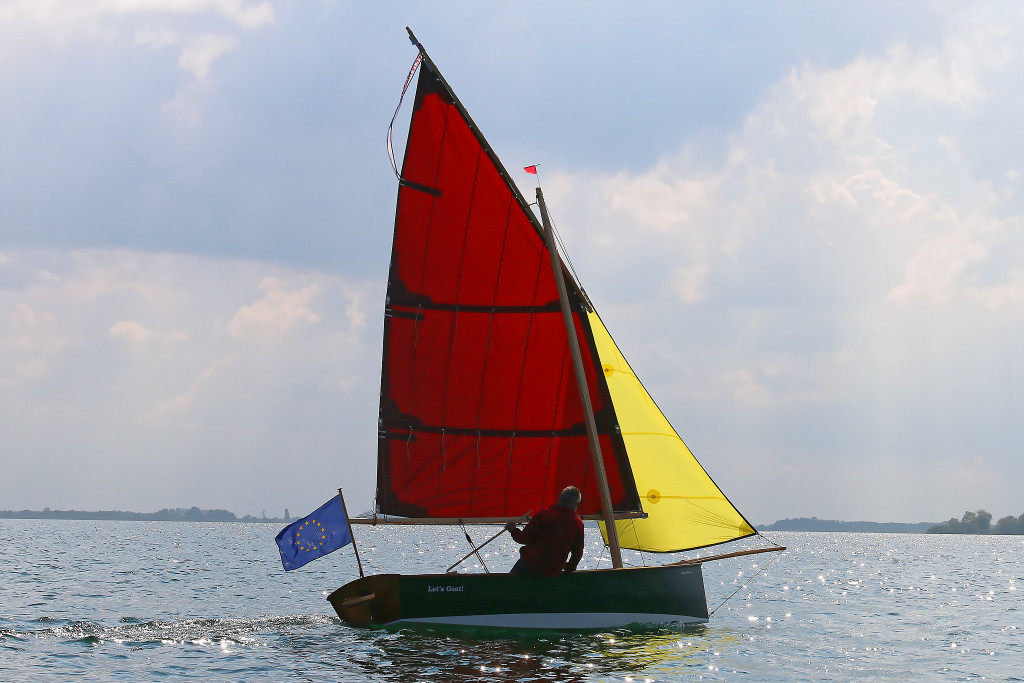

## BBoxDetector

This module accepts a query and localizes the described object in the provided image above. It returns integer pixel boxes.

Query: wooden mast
[536,187,624,570]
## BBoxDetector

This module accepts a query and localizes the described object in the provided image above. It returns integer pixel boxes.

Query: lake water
[2,520,1022,681]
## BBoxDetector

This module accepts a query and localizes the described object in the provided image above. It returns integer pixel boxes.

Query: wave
[2,613,340,647]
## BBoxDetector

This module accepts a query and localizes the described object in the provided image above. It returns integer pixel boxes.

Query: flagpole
[337,488,364,578]
[524,164,540,186]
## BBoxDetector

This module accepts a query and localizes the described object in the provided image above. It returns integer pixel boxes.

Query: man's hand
[504,521,517,533]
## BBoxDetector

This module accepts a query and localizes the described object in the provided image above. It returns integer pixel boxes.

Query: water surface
[2,520,1021,680]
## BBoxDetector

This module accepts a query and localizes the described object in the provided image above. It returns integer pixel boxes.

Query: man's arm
[506,515,539,544]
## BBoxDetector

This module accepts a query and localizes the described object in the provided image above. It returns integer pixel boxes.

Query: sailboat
[327,29,783,629]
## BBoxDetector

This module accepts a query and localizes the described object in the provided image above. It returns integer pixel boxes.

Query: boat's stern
[328,574,401,627]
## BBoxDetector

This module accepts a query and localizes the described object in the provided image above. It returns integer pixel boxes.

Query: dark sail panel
[376,62,641,519]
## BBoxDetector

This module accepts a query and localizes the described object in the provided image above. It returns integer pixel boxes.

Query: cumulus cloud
[557,7,1020,318]
[887,231,987,305]
[2,303,70,381]
[178,32,238,78]
[3,4,1023,523]
[537,6,1024,521]
[109,320,151,343]
[1,0,275,29]
[0,249,379,513]
[0,0,274,77]
[148,352,238,418]
[670,263,708,304]
[112,0,275,29]
[227,278,322,339]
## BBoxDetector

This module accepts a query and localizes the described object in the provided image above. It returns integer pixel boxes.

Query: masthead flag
[523,165,538,174]
[275,495,352,571]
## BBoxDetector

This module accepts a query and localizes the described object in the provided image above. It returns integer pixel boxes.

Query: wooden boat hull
[328,564,708,629]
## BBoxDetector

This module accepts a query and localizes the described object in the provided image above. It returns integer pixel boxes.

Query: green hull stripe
[328,565,707,627]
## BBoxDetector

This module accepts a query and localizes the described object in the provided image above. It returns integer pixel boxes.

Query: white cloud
[670,263,708,304]
[1,0,275,29]
[786,28,1003,146]
[3,4,1023,523]
[109,320,189,344]
[109,320,151,343]
[559,6,1019,316]
[178,32,237,78]
[605,165,716,235]
[228,277,322,339]
[109,0,275,29]
[2,303,71,381]
[887,231,987,305]
[60,251,166,302]
[977,273,1024,310]
[0,248,378,513]
[0,0,274,76]
[148,352,238,418]
[134,26,179,48]
[536,6,1024,523]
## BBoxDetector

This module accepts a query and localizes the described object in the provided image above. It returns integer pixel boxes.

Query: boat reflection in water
[348,625,746,682]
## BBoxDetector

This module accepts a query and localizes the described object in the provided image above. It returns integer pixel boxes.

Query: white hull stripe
[395,612,708,629]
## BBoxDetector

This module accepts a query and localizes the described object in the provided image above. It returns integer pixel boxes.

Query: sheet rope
[709,533,786,616]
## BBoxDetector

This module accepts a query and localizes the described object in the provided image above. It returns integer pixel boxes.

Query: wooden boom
[669,545,786,566]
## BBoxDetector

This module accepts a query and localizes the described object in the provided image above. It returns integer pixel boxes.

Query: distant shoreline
[0,508,288,524]
[3,510,942,532]
[759,517,937,533]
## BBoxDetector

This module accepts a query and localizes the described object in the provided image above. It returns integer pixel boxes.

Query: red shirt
[510,505,584,577]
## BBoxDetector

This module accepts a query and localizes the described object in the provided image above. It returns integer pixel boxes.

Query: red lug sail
[376,61,640,519]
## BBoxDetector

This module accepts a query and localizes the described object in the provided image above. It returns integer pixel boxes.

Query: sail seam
[448,145,484,514]
[383,425,588,438]
[390,301,561,314]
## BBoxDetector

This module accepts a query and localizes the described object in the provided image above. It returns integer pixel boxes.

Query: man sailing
[505,486,585,577]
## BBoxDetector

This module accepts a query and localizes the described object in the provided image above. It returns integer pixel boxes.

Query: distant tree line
[0,507,288,523]
[760,517,935,533]
[927,510,1024,534]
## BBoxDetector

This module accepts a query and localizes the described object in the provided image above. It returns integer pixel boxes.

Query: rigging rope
[459,522,490,573]
[708,534,785,616]
[528,182,589,306]
[387,53,423,179]
[543,203,590,306]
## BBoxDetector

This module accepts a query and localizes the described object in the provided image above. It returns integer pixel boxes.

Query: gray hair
[558,486,582,510]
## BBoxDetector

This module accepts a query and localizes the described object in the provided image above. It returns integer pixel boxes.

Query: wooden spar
[537,187,624,570]
[349,511,644,525]
[445,510,533,573]
[668,545,787,566]
[337,488,365,578]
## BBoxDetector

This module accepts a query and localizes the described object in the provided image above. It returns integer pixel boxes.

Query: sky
[2,1,1023,525]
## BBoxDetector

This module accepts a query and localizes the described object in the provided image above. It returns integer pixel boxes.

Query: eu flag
[275,496,353,571]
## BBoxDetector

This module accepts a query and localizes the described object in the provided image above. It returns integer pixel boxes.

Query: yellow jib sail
[590,311,755,552]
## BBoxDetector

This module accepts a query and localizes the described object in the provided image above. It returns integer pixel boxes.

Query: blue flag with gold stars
[275,496,352,571]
